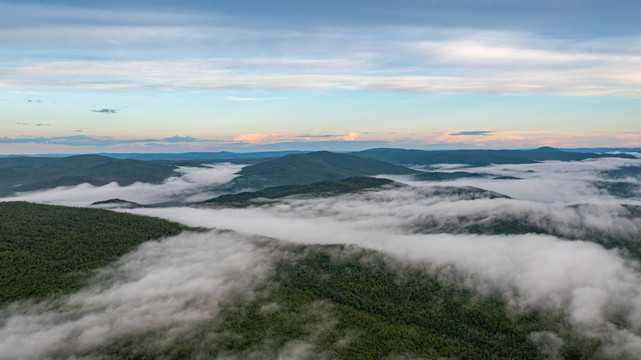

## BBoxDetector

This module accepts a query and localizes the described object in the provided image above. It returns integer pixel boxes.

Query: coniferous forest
[0,201,186,305]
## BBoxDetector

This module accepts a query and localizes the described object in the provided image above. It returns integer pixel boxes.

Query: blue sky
[1,0,640,153]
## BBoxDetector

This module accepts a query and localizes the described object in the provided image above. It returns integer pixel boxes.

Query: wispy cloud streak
[2,23,640,97]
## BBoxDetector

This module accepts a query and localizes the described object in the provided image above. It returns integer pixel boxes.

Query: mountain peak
[530,146,562,152]
[232,151,416,190]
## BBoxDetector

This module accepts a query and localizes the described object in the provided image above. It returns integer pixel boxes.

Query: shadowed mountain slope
[230,151,417,190]
[201,176,395,207]
[0,155,178,196]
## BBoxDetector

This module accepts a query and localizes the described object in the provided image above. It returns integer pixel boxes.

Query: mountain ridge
[229,151,418,190]
[0,155,178,196]
[352,147,634,167]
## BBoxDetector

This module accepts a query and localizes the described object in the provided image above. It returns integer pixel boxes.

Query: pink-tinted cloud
[422,130,641,149]
[233,132,362,145]
[342,132,360,141]
[232,133,282,145]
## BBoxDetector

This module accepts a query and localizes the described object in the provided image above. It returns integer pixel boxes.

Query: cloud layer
[2,2,640,97]
[128,189,641,356]
[119,157,641,356]
[3,156,641,356]
[0,231,280,360]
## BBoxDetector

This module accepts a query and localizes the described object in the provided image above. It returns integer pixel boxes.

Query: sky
[1,0,640,154]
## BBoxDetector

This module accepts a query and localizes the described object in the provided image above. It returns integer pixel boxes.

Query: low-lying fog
[1,163,245,206]
[395,156,641,203]
[0,231,281,360]
[3,156,641,358]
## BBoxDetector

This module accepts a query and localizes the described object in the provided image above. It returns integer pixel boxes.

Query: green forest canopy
[0,201,187,305]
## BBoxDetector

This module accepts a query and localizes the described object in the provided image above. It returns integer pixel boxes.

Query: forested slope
[0,155,178,196]
[230,151,417,190]
[200,176,394,207]
[88,245,596,359]
[0,201,187,305]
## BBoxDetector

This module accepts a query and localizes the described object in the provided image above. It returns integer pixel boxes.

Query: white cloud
[127,192,641,357]
[113,158,641,356]
[4,156,641,356]
[4,61,640,97]
[414,37,616,67]
[2,27,640,97]
[0,231,279,360]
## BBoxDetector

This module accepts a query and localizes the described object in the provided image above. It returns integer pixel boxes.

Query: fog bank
[128,185,641,356]
[0,163,244,206]
[0,230,279,360]
[5,156,641,357]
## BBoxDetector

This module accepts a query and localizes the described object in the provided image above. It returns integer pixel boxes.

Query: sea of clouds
[2,156,641,357]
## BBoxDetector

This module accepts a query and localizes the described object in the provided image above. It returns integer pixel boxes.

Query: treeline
[0,201,187,305]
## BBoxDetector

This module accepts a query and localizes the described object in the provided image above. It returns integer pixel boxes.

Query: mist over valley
[2,148,641,358]
[4,0,641,357]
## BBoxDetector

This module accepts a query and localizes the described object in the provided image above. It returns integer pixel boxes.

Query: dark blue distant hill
[527,146,563,152]
[352,147,634,167]
[98,151,306,161]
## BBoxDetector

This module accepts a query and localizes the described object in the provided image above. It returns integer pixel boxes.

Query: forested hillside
[200,176,394,207]
[230,151,417,190]
[0,202,187,305]
[87,245,596,359]
[0,155,178,196]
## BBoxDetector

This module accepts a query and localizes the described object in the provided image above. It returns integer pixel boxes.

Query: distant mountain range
[2,146,638,161]
[352,147,635,167]
[0,151,306,161]
[1,147,637,197]
[97,151,306,161]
